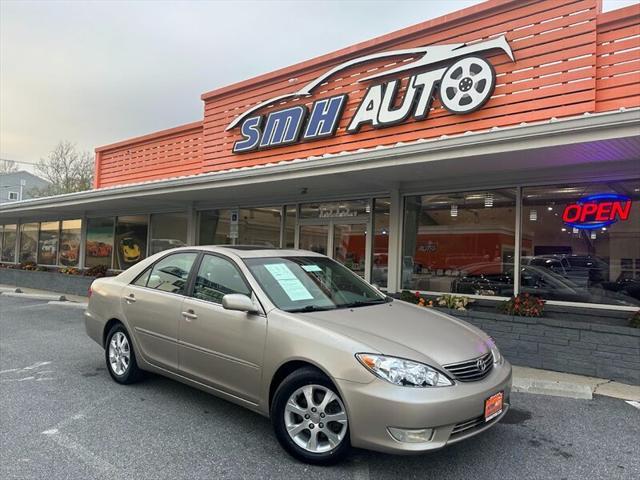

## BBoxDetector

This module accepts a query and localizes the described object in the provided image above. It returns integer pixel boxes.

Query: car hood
[295,300,492,367]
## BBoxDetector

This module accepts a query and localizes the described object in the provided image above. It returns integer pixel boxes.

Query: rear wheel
[271,367,350,465]
[105,324,143,384]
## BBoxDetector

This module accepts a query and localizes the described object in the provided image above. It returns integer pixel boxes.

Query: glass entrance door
[333,223,367,278]
[298,199,372,280]
[299,224,329,256]
[298,220,369,278]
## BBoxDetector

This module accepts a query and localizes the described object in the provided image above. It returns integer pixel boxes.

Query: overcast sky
[1,0,636,170]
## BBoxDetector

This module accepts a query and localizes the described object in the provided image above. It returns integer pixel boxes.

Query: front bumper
[336,360,512,454]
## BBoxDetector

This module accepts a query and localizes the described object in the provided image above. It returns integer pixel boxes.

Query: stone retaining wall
[441,308,640,385]
[0,269,95,297]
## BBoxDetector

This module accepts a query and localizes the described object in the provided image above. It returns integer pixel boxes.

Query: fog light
[387,427,433,443]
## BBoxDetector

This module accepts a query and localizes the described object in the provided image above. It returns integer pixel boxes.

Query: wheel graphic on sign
[439,56,496,114]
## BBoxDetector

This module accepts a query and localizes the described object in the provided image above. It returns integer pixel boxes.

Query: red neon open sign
[562,193,632,229]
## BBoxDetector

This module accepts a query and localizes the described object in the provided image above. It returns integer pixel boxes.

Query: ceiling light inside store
[561,227,566,232]
[484,193,494,208]
[529,209,537,221]
[547,206,553,211]
[451,204,458,217]
[591,232,596,240]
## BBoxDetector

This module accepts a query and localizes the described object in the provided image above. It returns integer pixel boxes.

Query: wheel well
[268,360,325,409]
[102,318,123,347]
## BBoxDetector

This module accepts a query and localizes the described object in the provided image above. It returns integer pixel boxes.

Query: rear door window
[146,252,198,295]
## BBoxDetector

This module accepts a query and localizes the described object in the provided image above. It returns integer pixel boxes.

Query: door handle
[124,294,136,303]
[182,310,198,321]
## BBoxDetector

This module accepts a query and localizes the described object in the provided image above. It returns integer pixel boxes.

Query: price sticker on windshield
[301,265,322,272]
[264,263,314,301]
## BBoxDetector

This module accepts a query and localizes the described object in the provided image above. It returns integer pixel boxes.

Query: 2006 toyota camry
[85,246,511,464]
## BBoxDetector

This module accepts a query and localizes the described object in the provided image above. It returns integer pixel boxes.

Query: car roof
[182,245,325,259]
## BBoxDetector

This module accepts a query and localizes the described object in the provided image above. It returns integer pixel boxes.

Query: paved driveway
[1,295,638,479]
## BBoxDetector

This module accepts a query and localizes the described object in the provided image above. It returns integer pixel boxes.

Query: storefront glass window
[114,215,148,269]
[19,223,39,263]
[38,221,59,265]
[402,189,517,295]
[237,206,281,247]
[198,209,231,245]
[1,224,17,262]
[85,217,114,268]
[283,205,296,248]
[60,219,82,267]
[150,212,188,254]
[521,181,640,307]
[371,198,390,288]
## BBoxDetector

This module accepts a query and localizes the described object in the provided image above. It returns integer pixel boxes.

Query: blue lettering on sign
[232,116,263,153]
[303,94,347,140]
[259,105,307,148]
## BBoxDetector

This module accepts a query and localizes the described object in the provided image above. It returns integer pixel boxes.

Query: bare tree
[0,159,19,174]
[31,141,94,196]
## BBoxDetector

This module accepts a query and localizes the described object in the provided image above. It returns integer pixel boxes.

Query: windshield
[244,256,389,312]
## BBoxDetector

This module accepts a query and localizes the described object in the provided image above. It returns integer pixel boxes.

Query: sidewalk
[1,283,639,401]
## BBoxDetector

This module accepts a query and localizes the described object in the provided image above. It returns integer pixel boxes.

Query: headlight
[488,338,503,365]
[356,353,453,387]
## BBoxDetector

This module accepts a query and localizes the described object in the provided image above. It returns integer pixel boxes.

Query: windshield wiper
[341,298,390,309]
[287,305,337,313]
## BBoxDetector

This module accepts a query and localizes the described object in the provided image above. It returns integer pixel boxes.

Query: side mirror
[222,294,259,314]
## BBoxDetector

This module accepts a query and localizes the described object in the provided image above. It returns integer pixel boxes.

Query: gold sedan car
[85,246,511,465]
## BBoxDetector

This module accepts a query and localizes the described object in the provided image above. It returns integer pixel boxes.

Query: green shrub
[499,293,544,317]
[85,264,109,278]
[437,294,473,311]
[400,290,420,304]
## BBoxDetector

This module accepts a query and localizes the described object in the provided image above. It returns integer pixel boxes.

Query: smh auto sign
[228,36,515,154]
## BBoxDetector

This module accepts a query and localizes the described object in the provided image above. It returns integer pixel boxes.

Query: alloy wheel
[108,332,131,376]
[284,384,348,454]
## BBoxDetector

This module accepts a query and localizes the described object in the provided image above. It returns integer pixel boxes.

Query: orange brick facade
[94,0,639,189]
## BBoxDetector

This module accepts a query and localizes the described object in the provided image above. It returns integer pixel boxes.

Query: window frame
[8,191,19,201]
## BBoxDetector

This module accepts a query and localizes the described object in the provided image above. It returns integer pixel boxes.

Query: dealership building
[1,1,639,379]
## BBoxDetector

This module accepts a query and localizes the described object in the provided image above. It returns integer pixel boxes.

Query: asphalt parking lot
[1,294,639,480]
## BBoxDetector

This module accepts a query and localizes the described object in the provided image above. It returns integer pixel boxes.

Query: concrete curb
[512,377,593,400]
[1,292,67,301]
[512,366,640,401]
[0,287,22,293]
[48,301,88,309]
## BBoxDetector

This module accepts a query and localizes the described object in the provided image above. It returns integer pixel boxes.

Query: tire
[105,324,143,384]
[439,56,496,114]
[271,367,350,465]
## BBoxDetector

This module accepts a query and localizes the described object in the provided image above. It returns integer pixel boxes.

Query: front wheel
[271,367,350,465]
[105,324,143,384]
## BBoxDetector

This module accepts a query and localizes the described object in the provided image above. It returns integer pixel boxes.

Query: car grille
[443,351,493,382]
